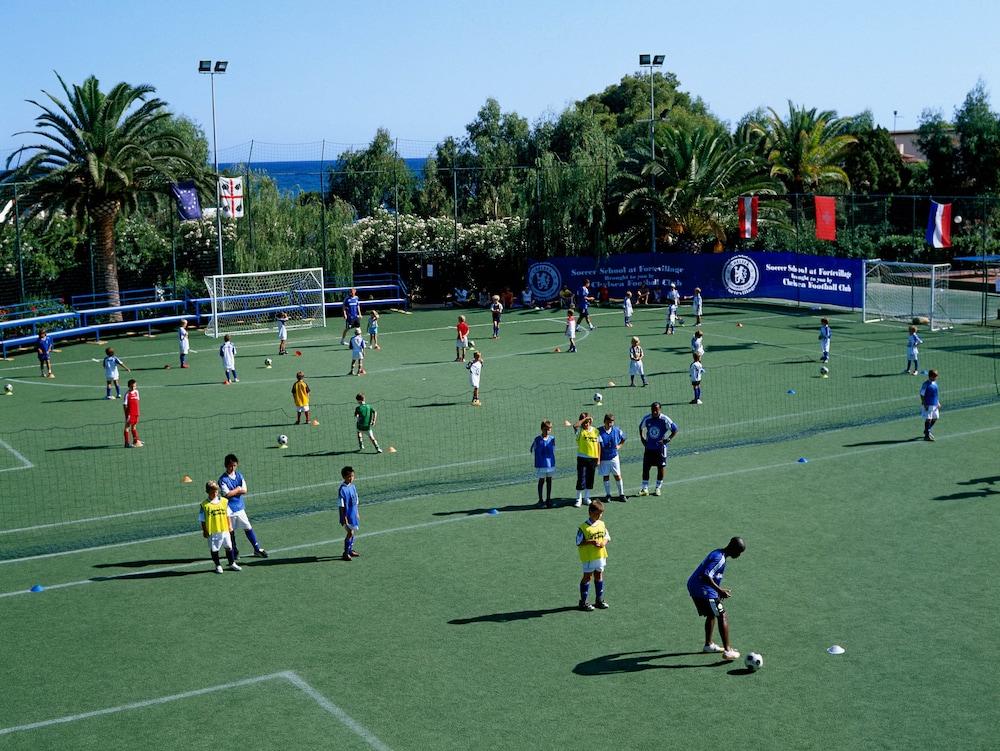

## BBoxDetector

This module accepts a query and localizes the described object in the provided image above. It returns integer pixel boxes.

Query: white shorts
[535,466,556,479]
[208,531,233,553]
[278,325,287,340]
[908,348,918,359]
[296,405,309,413]
[456,337,468,348]
[230,509,252,531]
[180,341,190,355]
[921,405,940,420]
[598,455,621,477]
[223,359,236,370]
[820,341,830,354]
[106,370,120,382]
[470,375,481,388]
[629,360,645,376]
[693,304,703,316]
[581,558,607,574]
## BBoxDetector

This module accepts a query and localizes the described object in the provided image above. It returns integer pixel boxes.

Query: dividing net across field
[204,268,326,338]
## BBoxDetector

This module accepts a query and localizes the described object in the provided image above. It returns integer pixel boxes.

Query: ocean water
[219,158,427,195]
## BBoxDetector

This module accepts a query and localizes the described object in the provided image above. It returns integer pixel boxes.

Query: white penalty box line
[0,670,391,750]
[0,439,33,473]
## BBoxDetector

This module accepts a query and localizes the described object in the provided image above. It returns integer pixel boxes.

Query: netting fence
[2,328,996,561]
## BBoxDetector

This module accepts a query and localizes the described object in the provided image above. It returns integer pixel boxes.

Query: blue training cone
[787,389,796,395]
[488,509,499,515]
[798,457,809,463]
[30,584,44,593]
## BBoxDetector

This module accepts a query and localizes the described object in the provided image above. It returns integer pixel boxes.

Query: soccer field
[0,302,997,749]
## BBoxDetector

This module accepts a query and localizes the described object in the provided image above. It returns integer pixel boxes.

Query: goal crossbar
[204,267,326,338]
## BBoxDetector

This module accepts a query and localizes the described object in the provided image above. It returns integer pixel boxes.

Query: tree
[3,74,202,310]
[461,98,531,220]
[326,129,415,218]
[954,81,1000,193]
[617,125,781,250]
[753,102,857,193]
[842,111,906,193]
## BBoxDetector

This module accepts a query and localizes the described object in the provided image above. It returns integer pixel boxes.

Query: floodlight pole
[200,60,227,276]
[641,54,664,253]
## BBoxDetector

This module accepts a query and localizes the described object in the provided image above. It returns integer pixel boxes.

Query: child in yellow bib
[576,499,610,611]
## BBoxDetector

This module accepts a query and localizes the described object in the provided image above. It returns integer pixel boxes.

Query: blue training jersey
[37,336,53,356]
[920,380,939,407]
[339,481,360,526]
[598,425,626,460]
[687,548,727,599]
[639,413,676,452]
[219,470,247,513]
[345,296,361,320]
[576,286,590,311]
[530,434,556,468]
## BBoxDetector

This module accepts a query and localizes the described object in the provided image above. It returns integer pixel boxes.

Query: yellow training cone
[181,475,192,484]
[388,446,397,453]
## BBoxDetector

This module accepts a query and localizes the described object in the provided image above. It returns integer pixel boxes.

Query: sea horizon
[219,157,427,195]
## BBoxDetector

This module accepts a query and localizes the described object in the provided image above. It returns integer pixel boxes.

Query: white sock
[655,481,663,490]
[603,480,611,495]
[617,479,625,495]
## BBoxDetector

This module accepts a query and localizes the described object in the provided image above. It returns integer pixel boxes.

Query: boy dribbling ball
[576,499,610,611]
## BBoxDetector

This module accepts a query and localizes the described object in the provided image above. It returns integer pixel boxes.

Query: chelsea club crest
[527,262,561,301]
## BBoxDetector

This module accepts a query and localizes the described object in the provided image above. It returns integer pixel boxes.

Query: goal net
[204,268,326,338]
[863,261,953,331]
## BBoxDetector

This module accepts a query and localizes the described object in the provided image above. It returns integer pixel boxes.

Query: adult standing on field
[340,288,362,346]
[576,278,596,330]
[638,402,677,497]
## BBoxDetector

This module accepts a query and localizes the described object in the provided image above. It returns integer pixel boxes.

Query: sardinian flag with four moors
[219,177,244,219]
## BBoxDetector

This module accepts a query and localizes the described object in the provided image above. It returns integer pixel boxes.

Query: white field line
[0,439,33,472]
[0,515,484,595]
[0,670,391,750]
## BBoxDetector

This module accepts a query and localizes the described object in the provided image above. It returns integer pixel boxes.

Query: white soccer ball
[819,365,830,377]
[593,392,603,403]
[264,358,272,368]
[745,652,763,671]
[277,434,289,446]
[3,383,12,394]
[468,340,475,348]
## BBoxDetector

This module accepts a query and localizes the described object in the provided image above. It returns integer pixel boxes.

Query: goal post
[863,261,953,331]
[204,267,326,338]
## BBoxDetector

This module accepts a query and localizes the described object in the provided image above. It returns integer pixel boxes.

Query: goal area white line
[0,439,33,473]
[0,670,391,750]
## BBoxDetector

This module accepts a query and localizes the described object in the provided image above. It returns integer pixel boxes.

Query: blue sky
[1,0,998,162]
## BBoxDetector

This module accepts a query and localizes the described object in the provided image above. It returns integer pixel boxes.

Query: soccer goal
[204,268,326,338]
[863,261,954,331]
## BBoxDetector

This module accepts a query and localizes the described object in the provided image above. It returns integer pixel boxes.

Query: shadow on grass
[957,475,1000,486]
[409,401,463,408]
[854,372,909,379]
[230,423,295,430]
[842,437,924,447]
[93,558,203,569]
[287,449,362,457]
[46,444,114,452]
[41,398,107,404]
[93,570,206,581]
[727,667,757,676]
[243,555,341,566]
[434,501,563,516]
[449,606,578,625]
[573,650,728,675]
[933,488,1000,501]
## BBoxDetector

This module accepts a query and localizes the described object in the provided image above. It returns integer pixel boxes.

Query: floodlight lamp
[652,54,665,66]
[214,61,228,73]
[198,61,212,73]
[639,54,651,66]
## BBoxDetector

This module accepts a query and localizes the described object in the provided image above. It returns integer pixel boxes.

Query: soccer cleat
[702,643,724,653]
[341,553,352,561]
[133,441,144,448]
[253,548,269,558]
[652,487,662,496]
[349,550,360,557]
[537,499,546,507]
[124,444,132,448]
[619,495,628,503]
[594,600,609,609]
[925,433,935,442]
[545,500,553,509]
[233,378,239,383]
[228,562,242,571]
[573,499,582,507]
[106,395,115,400]
[214,565,224,574]
[376,447,383,453]
[223,380,230,385]
[180,363,190,368]
[604,496,613,504]
[689,399,698,404]
[638,487,649,496]
[578,600,595,612]
[722,648,741,661]
[695,399,703,405]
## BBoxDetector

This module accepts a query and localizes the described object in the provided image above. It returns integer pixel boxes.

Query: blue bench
[1,314,190,358]
[0,311,80,335]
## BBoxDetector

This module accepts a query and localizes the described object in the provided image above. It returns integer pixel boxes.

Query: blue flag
[171,181,202,220]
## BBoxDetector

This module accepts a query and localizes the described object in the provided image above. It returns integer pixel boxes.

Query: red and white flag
[815,196,836,241]
[219,177,244,219]
[737,196,758,239]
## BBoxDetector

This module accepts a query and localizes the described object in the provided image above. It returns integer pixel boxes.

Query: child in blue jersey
[102,347,131,399]
[905,325,923,375]
[638,402,678,496]
[218,454,268,559]
[36,329,54,378]
[919,369,940,441]
[349,327,367,375]
[530,420,556,507]
[687,536,746,661]
[338,465,361,561]
[367,310,380,350]
[576,499,609,611]
[598,414,627,503]
[818,318,831,363]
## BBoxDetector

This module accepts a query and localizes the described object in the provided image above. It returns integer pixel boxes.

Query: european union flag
[171,181,202,220]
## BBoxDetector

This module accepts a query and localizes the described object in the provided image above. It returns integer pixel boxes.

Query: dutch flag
[925,200,952,248]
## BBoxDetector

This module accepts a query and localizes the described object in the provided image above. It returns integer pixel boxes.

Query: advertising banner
[526,252,863,308]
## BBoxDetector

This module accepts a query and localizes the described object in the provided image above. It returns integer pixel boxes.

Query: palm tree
[752,102,857,194]
[618,125,781,248]
[3,74,203,309]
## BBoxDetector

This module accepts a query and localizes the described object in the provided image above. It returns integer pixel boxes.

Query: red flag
[737,196,758,239]
[815,196,836,241]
